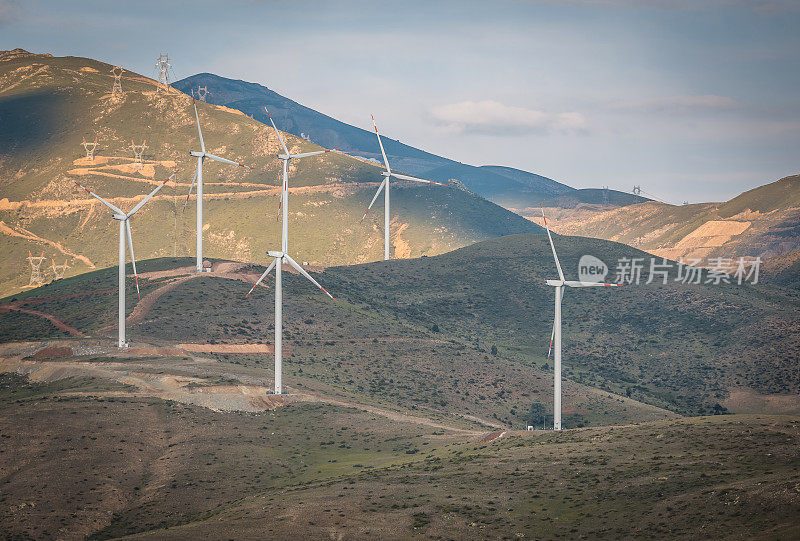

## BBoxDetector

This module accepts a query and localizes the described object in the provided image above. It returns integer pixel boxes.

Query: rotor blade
[263,104,289,156]
[205,153,252,169]
[371,115,391,175]
[183,166,199,211]
[75,182,124,215]
[245,258,278,298]
[125,220,140,300]
[193,101,206,153]
[391,172,447,186]
[360,178,387,223]
[546,318,555,363]
[563,280,623,288]
[127,171,177,217]
[289,150,330,159]
[284,254,335,301]
[540,203,565,282]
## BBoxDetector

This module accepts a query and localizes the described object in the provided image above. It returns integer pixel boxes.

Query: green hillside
[0,49,542,298]
[3,233,798,421]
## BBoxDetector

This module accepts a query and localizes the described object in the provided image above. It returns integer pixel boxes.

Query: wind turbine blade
[193,101,206,153]
[547,319,555,363]
[127,171,177,217]
[371,115,391,175]
[125,220,140,300]
[245,258,277,298]
[205,153,252,169]
[75,182,124,215]
[284,254,335,301]
[540,203,565,282]
[563,280,623,288]
[290,150,330,159]
[263,104,290,156]
[391,172,447,186]
[360,178,387,223]
[183,167,198,211]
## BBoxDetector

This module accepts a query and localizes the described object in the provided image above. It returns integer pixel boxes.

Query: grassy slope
[1,375,797,539]
[3,234,798,422]
[0,50,541,298]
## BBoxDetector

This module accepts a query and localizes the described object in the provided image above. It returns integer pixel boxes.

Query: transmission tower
[51,258,69,280]
[632,185,642,196]
[27,251,46,287]
[82,137,98,161]
[155,53,172,93]
[602,185,609,205]
[111,66,124,97]
[194,85,210,102]
[130,139,148,166]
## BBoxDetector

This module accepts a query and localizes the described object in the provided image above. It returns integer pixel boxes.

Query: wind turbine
[76,172,176,348]
[244,106,336,395]
[360,115,447,260]
[185,93,252,272]
[540,204,621,430]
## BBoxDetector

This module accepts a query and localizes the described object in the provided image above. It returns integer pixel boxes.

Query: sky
[2,0,799,203]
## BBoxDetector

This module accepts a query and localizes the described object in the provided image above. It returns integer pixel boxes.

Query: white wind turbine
[185,93,252,272]
[540,204,622,430]
[76,172,176,348]
[361,115,447,260]
[245,105,336,395]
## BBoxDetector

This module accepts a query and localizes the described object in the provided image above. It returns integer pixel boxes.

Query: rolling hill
[0,49,544,298]
[1,234,798,538]
[174,73,642,210]
[3,233,798,422]
[530,174,800,264]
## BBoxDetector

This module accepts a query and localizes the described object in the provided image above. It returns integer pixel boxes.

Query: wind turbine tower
[246,106,336,395]
[82,137,98,161]
[540,205,621,430]
[360,116,447,260]
[75,172,176,347]
[26,251,46,287]
[184,95,252,272]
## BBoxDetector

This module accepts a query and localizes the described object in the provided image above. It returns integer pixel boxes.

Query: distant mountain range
[173,73,648,210]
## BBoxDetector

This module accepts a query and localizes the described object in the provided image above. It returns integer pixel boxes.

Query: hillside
[1,234,798,537]
[2,234,798,421]
[174,73,640,210]
[529,174,800,263]
[0,49,543,298]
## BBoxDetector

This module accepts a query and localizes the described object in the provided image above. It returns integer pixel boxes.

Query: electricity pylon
[27,251,46,287]
[111,66,124,97]
[82,137,98,160]
[130,140,148,166]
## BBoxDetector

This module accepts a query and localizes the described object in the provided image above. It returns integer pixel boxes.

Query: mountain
[0,49,543,298]
[173,73,640,210]
[530,174,800,263]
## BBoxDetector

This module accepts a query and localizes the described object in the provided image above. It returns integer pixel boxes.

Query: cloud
[611,94,739,113]
[429,100,587,135]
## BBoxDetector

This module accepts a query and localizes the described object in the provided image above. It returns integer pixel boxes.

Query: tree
[491,345,498,356]
[527,401,547,428]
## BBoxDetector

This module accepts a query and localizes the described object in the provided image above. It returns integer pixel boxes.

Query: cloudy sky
[2,0,799,203]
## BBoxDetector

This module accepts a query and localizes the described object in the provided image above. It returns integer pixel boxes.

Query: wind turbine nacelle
[267,250,284,258]
[190,151,204,157]
[381,171,391,177]
[546,279,564,286]
[277,154,290,160]
[112,214,126,221]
